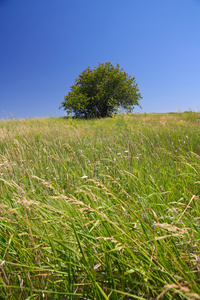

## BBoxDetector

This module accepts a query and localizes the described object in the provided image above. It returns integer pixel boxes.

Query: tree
[60,62,142,118]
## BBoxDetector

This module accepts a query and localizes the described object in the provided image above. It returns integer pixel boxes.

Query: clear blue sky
[0,0,200,119]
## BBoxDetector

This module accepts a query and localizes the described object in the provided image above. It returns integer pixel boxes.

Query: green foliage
[61,62,142,118]
[1,113,200,298]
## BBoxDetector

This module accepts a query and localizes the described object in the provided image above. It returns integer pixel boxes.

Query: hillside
[0,112,200,299]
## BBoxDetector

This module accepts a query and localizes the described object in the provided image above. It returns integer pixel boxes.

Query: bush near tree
[60,62,142,118]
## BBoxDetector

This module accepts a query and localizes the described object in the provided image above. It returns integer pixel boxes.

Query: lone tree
[60,62,142,118]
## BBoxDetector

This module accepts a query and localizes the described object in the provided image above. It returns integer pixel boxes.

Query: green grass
[0,112,200,299]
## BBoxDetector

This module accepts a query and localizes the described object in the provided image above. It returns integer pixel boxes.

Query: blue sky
[0,0,200,119]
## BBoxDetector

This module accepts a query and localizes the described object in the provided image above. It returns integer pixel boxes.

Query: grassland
[0,112,200,299]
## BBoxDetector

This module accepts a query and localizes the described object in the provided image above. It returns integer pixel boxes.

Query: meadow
[0,112,200,299]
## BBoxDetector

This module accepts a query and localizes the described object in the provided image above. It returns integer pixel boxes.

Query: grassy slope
[0,112,200,299]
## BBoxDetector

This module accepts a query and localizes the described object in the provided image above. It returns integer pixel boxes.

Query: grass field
[0,112,200,299]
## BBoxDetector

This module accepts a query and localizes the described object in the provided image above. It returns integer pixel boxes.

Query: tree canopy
[60,62,142,118]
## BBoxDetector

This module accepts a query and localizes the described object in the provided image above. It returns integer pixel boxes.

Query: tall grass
[0,112,200,299]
